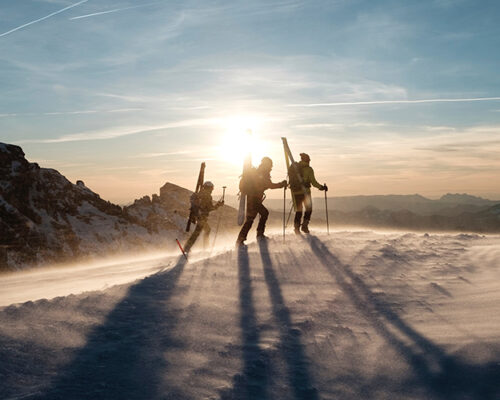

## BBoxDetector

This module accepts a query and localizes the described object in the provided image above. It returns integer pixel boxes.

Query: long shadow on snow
[305,235,500,400]
[31,256,188,400]
[221,246,270,400]
[258,239,319,400]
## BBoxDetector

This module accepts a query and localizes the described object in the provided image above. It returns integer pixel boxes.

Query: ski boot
[256,233,269,241]
[235,238,246,247]
[301,221,310,234]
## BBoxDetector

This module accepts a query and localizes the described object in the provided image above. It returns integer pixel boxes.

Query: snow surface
[1,231,499,399]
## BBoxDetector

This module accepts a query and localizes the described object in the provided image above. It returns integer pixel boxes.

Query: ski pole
[283,186,286,242]
[324,183,330,235]
[176,239,188,260]
[286,202,294,227]
[211,186,226,251]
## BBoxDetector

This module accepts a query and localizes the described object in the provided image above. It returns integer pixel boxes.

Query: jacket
[292,161,322,195]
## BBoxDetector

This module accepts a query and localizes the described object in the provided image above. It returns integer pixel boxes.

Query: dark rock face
[0,142,236,271]
[0,143,152,271]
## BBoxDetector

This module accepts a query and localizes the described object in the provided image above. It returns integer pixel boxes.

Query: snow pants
[237,195,269,241]
[184,216,211,252]
[293,192,312,228]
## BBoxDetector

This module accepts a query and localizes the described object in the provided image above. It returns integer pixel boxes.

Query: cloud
[0,0,88,38]
[288,97,500,107]
[0,108,143,118]
[130,151,193,159]
[15,118,219,144]
[69,2,164,21]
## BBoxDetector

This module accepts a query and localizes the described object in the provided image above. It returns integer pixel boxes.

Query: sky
[1,0,500,203]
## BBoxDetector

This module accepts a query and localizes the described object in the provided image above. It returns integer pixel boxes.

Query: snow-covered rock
[0,142,238,272]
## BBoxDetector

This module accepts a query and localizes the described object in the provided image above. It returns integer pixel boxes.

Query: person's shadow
[220,245,270,400]
[305,235,500,400]
[32,256,188,400]
[258,239,318,400]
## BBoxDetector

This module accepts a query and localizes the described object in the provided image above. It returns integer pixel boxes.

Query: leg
[301,193,313,233]
[256,203,269,237]
[184,223,203,253]
[294,194,304,232]
[237,197,258,243]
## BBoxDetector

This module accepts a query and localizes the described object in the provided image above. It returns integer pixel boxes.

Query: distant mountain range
[265,193,499,216]
[265,193,500,232]
[2,141,499,271]
[0,143,236,272]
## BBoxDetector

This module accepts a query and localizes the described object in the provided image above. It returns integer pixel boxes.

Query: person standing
[290,153,327,234]
[236,157,287,246]
[184,181,223,253]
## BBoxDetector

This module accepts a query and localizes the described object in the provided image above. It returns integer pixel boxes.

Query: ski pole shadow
[222,245,270,400]
[305,235,500,400]
[258,239,319,400]
[32,256,188,400]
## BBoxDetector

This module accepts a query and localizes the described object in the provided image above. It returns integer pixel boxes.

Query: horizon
[2,1,500,203]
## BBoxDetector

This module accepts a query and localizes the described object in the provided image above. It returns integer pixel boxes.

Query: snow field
[1,231,499,399]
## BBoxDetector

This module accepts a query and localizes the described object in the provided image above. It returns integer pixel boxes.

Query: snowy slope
[1,231,499,399]
[1,143,170,271]
[0,143,238,271]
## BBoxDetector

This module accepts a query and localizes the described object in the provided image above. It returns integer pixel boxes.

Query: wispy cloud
[16,118,218,144]
[69,2,163,21]
[0,108,143,118]
[0,0,88,38]
[288,97,500,107]
[130,150,193,159]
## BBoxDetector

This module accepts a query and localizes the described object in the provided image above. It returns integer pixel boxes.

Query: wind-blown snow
[0,231,499,399]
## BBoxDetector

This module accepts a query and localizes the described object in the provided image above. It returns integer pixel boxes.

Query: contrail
[0,108,143,118]
[69,2,162,20]
[0,0,89,38]
[287,97,500,107]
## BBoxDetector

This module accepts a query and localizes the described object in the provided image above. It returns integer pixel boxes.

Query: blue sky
[1,0,500,202]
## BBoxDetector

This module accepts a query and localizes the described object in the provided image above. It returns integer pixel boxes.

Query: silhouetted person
[184,181,223,253]
[236,157,287,246]
[290,153,327,234]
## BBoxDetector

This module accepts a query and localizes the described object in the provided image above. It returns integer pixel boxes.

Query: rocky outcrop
[0,143,166,271]
[0,142,239,271]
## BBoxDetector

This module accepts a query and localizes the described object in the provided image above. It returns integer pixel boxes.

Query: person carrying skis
[184,181,224,253]
[291,152,327,234]
[236,157,287,246]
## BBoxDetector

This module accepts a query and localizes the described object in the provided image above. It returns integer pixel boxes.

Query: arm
[305,167,323,190]
[262,173,286,190]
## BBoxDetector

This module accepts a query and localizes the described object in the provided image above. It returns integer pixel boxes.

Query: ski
[176,238,188,260]
[186,162,206,232]
[281,137,307,210]
[237,130,253,225]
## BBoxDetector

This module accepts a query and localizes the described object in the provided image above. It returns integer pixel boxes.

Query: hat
[300,153,310,162]
[203,181,214,189]
[261,156,273,168]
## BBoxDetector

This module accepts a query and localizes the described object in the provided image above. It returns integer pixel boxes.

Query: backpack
[288,162,306,191]
[189,192,201,222]
[239,167,259,195]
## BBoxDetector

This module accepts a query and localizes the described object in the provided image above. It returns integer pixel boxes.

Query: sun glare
[219,115,266,166]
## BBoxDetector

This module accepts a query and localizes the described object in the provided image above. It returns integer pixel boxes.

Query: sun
[219,115,266,166]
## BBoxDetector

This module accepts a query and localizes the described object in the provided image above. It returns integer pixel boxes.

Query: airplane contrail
[287,97,500,107]
[0,0,89,38]
[69,2,162,20]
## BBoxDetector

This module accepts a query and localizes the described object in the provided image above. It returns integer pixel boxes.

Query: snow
[1,231,499,399]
